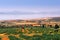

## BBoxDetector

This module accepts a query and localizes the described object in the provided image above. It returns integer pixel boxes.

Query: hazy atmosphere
[0,0,60,20]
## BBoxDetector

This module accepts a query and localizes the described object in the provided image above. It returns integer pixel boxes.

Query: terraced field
[0,27,60,40]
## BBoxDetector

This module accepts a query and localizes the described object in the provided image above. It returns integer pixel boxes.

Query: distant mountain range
[49,17,60,21]
[0,11,60,15]
[0,17,60,22]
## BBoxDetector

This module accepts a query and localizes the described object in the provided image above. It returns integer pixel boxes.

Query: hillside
[50,17,60,21]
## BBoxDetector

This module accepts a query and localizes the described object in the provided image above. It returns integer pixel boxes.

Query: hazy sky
[0,0,60,20]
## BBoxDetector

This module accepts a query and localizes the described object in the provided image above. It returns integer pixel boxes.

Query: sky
[0,0,60,20]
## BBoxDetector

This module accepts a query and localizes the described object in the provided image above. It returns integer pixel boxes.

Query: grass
[0,26,60,40]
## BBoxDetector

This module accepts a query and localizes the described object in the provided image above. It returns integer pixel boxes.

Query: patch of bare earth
[0,34,9,40]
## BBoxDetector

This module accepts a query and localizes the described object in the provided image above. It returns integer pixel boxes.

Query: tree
[42,24,45,28]
[49,25,52,28]
[54,24,59,29]
[54,24,59,32]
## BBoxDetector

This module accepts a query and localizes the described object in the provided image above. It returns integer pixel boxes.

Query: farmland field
[0,26,60,40]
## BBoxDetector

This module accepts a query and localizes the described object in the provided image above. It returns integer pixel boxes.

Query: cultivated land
[0,17,60,40]
[0,26,60,40]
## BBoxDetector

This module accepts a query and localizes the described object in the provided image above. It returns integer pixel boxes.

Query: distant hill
[0,17,60,22]
[49,17,60,22]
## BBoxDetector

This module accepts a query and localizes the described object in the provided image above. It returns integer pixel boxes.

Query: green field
[0,27,60,40]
